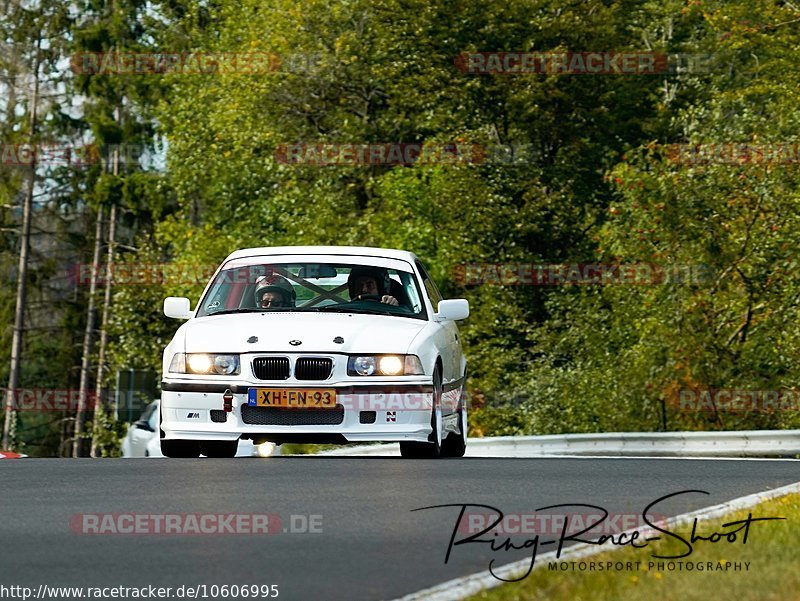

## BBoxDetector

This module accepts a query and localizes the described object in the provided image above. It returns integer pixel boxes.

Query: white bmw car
[160,246,469,458]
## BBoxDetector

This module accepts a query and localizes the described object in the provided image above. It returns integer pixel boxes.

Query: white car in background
[159,246,469,458]
[121,400,162,457]
[121,400,275,457]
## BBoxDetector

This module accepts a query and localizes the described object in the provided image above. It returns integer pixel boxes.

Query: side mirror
[164,297,192,319]
[435,299,469,321]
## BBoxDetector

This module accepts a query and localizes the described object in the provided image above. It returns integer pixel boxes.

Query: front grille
[295,357,333,380]
[241,404,345,426]
[210,410,227,423]
[252,357,290,380]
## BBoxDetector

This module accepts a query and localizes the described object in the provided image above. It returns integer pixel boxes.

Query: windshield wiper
[311,305,355,313]
[315,305,400,316]
[204,308,260,316]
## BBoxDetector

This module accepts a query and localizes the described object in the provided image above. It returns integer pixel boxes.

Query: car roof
[224,246,419,263]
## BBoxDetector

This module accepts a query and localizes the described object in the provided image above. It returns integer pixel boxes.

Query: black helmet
[348,266,391,299]
[254,274,296,307]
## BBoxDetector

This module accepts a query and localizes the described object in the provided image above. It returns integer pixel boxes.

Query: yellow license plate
[250,388,337,408]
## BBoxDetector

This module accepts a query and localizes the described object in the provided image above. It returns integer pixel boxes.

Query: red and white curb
[0,451,26,459]
[389,480,800,601]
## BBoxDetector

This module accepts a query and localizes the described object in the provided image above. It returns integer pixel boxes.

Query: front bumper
[160,379,438,443]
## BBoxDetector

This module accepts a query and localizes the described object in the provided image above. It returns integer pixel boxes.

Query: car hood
[184,312,427,354]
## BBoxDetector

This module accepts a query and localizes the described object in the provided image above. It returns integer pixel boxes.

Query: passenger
[253,274,296,308]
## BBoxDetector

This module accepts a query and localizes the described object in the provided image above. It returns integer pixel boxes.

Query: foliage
[5,0,800,453]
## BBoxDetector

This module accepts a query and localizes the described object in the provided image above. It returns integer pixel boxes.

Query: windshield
[196,259,427,319]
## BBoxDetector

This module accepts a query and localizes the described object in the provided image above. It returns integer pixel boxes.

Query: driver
[347,266,399,306]
[254,274,296,308]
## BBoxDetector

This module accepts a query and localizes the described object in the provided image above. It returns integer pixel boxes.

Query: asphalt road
[1,457,798,600]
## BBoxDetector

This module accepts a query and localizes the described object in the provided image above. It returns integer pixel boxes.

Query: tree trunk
[91,174,118,456]
[2,33,41,452]
[72,206,105,457]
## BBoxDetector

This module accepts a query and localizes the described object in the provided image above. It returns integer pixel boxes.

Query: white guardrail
[320,430,800,457]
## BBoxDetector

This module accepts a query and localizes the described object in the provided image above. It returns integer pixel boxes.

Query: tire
[200,440,239,458]
[400,365,443,459]
[160,439,200,458]
[441,382,467,458]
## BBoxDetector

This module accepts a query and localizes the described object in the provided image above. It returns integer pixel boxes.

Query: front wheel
[200,440,239,458]
[400,366,443,459]
[158,405,200,457]
[441,384,467,458]
[160,439,200,458]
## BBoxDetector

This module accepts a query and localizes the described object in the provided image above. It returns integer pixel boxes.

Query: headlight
[347,355,424,376]
[213,354,239,375]
[169,353,240,375]
[379,355,403,376]
[188,354,213,373]
[351,356,376,376]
